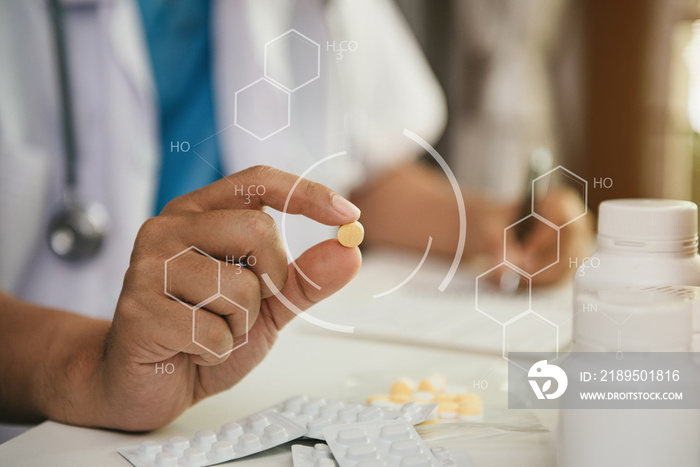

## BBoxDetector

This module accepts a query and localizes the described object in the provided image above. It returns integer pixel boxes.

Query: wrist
[36,316,111,427]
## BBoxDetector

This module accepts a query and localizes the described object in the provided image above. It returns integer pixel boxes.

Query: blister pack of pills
[291,443,474,467]
[271,396,437,440]
[292,443,339,467]
[118,410,306,467]
[322,419,440,467]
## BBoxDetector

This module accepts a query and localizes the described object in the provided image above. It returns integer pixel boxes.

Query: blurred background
[394,0,700,213]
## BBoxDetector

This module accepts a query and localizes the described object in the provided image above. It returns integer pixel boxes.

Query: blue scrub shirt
[137,0,224,214]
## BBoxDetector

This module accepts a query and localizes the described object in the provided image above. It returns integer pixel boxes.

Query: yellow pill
[417,379,436,393]
[337,221,364,248]
[390,380,414,396]
[457,393,482,406]
[433,393,457,403]
[458,396,483,416]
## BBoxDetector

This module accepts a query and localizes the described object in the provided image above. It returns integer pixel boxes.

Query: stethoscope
[46,0,108,262]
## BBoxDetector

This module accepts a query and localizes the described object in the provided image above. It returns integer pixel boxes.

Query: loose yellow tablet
[337,221,364,248]
[433,393,457,403]
[417,379,436,394]
[457,394,483,416]
[457,393,482,407]
[438,402,459,419]
[390,380,414,396]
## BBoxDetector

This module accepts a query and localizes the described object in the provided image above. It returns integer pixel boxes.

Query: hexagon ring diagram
[264,29,320,92]
[165,246,251,357]
[532,166,588,228]
[235,78,290,141]
[165,246,220,309]
[475,262,531,324]
[193,294,249,358]
[504,215,560,277]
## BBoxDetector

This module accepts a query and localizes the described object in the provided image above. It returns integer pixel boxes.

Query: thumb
[261,238,362,330]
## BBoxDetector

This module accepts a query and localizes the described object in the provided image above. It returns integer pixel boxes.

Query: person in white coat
[0,0,590,431]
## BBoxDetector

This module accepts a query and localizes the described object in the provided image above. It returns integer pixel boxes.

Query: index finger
[166,165,361,226]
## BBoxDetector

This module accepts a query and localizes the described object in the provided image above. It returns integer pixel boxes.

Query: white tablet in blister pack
[322,419,438,467]
[291,443,474,467]
[272,396,437,440]
[292,443,339,467]
[118,410,306,467]
[117,395,469,467]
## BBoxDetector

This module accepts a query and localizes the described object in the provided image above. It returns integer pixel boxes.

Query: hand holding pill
[16,166,363,431]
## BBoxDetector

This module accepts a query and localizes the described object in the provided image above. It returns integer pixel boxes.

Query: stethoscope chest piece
[47,199,108,262]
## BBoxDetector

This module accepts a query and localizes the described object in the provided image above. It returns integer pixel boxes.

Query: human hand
[468,186,593,288]
[94,166,361,431]
[503,186,594,287]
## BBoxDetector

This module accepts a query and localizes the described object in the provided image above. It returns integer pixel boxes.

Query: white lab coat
[0,0,446,320]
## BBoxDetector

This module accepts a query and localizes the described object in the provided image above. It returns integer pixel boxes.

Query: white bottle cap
[598,199,698,252]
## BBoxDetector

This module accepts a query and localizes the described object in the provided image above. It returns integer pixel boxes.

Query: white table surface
[0,252,559,466]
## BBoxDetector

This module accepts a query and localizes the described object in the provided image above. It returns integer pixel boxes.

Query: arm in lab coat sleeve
[351,161,594,287]
[351,160,516,260]
[328,0,448,173]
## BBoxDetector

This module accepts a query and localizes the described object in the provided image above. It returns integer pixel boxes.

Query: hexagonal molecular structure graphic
[193,294,249,357]
[475,263,530,324]
[505,311,559,368]
[264,29,320,92]
[504,215,560,277]
[165,246,220,309]
[235,78,290,141]
[532,166,588,228]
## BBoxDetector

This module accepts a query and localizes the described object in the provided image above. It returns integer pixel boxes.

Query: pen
[513,146,553,241]
[500,147,553,292]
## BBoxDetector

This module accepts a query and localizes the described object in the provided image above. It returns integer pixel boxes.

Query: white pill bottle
[560,199,700,467]
[576,199,700,300]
